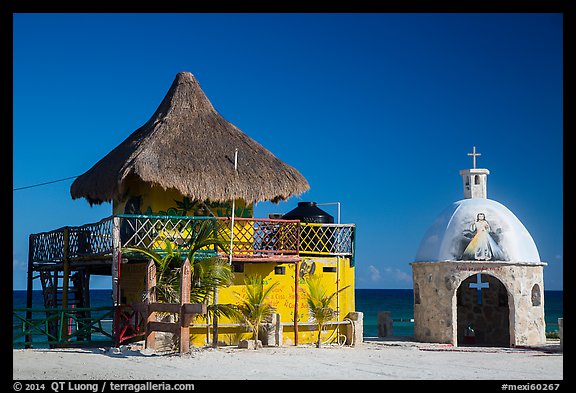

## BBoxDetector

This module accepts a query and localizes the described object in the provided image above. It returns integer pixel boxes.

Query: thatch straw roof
[70,72,309,205]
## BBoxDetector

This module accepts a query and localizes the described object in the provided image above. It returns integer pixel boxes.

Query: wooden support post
[112,217,121,307]
[112,216,121,346]
[61,227,70,340]
[210,220,219,348]
[294,222,301,346]
[212,289,219,348]
[179,258,191,354]
[145,259,157,350]
[294,260,299,346]
[25,235,35,348]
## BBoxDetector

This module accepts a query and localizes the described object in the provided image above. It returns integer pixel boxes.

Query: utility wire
[13,175,79,191]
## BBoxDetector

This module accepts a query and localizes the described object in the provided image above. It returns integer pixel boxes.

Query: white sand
[13,339,563,380]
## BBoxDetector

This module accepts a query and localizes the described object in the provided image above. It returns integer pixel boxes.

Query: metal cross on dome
[469,273,489,305]
[467,146,481,169]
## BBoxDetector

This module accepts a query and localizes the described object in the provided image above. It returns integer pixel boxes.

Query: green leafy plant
[235,274,279,349]
[304,274,350,348]
[123,220,236,322]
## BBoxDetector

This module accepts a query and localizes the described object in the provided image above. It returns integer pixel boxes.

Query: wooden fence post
[139,257,205,355]
[145,259,157,350]
[179,258,191,354]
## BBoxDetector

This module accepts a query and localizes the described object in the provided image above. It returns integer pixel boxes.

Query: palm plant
[235,274,279,349]
[304,274,350,348]
[123,219,236,322]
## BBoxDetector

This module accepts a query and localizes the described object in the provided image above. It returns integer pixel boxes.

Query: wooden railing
[133,258,206,354]
[29,215,355,266]
[29,217,114,264]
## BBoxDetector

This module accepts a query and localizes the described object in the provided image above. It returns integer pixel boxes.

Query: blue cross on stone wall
[469,273,489,305]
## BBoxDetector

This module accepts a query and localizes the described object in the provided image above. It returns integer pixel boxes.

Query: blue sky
[13,13,563,290]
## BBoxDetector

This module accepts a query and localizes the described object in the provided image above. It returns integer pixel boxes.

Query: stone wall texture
[411,261,546,347]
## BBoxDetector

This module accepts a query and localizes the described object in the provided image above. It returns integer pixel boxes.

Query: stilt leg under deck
[25,236,34,348]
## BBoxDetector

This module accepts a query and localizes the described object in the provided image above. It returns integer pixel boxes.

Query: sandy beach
[13,338,563,381]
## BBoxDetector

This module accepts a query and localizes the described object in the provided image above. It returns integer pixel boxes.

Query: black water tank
[282,202,334,223]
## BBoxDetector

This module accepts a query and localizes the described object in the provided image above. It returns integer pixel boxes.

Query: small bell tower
[459,146,489,199]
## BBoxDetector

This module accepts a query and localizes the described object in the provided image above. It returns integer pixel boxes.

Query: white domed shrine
[415,198,541,264]
[410,147,547,347]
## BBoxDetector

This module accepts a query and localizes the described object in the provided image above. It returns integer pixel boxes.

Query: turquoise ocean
[356,288,563,337]
[13,289,563,344]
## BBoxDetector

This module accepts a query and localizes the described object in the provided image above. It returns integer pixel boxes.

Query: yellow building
[110,177,356,347]
[27,72,357,349]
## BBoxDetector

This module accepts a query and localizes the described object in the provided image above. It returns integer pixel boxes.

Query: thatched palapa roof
[70,72,309,205]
